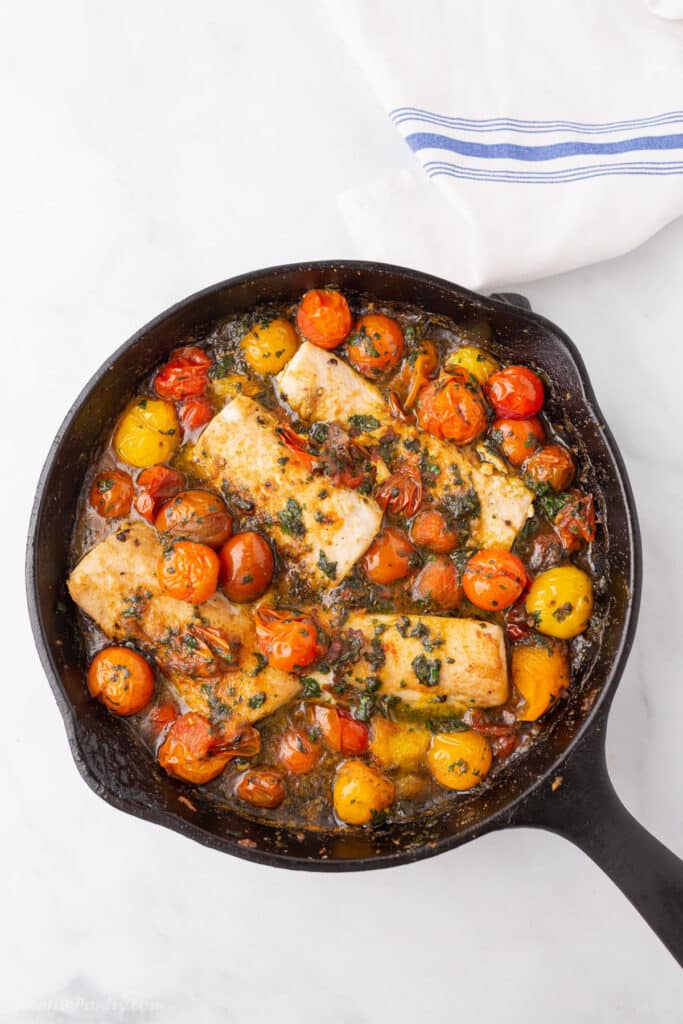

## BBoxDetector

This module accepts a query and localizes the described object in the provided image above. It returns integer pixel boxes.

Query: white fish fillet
[278,342,534,550]
[192,394,382,586]
[67,521,300,723]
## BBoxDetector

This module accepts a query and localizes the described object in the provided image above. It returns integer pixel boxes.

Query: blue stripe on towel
[423,159,683,184]
[406,131,683,161]
[391,108,683,135]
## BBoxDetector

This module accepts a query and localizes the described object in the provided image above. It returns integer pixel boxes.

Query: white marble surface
[3,2,682,1021]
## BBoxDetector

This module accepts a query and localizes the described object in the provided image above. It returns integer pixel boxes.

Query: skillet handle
[510,716,683,966]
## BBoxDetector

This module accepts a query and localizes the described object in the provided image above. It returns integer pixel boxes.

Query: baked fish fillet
[67,521,300,723]
[278,342,534,550]
[311,611,509,711]
[192,394,382,586]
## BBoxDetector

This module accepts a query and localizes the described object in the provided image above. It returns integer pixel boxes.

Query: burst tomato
[178,395,213,435]
[236,768,286,808]
[134,465,186,523]
[375,463,423,516]
[155,489,232,547]
[524,443,575,492]
[347,314,404,378]
[158,713,259,784]
[553,490,596,552]
[254,607,325,672]
[409,509,459,553]
[278,727,322,774]
[296,289,352,349]
[416,369,488,445]
[154,346,211,400]
[491,417,545,466]
[313,705,369,755]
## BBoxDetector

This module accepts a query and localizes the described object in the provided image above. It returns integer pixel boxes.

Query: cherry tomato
[158,712,235,784]
[296,289,352,350]
[347,314,404,378]
[403,339,439,410]
[154,346,211,400]
[411,557,463,610]
[235,768,286,808]
[134,465,186,523]
[409,510,459,553]
[524,443,575,492]
[485,365,544,419]
[463,548,528,611]
[219,532,274,602]
[333,760,394,825]
[363,527,416,584]
[313,705,369,755]
[88,469,134,518]
[416,369,488,445]
[553,490,596,552]
[491,417,545,466]
[88,646,154,716]
[155,489,232,547]
[147,702,178,736]
[375,463,423,516]
[157,541,220,603]
[178,395,213,435]
[278,727,322,774]
[254,607,325,672]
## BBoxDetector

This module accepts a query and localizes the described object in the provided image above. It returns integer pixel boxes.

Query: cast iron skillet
[26,261,683,964]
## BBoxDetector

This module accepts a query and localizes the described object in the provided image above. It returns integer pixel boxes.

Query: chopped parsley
[348,414,381,433]
[301,676,322,698]
[317,549,338,580]
[411,653,441,687]
[277,498,306,537]
[247,692,266,709]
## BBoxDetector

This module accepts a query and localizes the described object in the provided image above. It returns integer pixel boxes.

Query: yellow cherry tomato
[428,730,492,791]
[209,372,262,405]
[333,759,395,825]
[113,398,179,468]
[526,565,593,639]
[369,718,431,772]
[444,345,500,384]
[512,639,570,721]
[241,317,299,375]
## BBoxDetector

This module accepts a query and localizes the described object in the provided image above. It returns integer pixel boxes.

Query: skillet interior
[26,261,638,869]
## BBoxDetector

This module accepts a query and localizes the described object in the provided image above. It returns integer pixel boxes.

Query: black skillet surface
[26,262,683,964]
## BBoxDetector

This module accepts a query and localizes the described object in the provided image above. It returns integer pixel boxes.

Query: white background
[3,2,683,1021]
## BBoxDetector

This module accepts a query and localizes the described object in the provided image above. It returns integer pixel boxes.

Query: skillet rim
[25,259,642,870]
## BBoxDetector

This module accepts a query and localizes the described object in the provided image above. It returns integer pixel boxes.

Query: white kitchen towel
[327,0,683,290]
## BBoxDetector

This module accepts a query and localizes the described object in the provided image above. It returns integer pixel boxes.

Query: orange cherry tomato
[491,417,545,466]
[158,713,238,784]
[524,443,575,492]
[364,527,416,584]
[416,369,488,445]
[347,314,404,378]
[88,469,134,518]
[463,549,528,611]
[411,556,463,610]
[553,490,596,552]
[313,705,369,755]
[403,339,439,410]
[155,489,232,547]
[254,607,325,672]
[178,395,213,435]
[87,646,154,716]
[236,768,286,808]
[147,702,179,735]
[409,509,459,553]
[375,462,423,516]
[154,346,211,400]
[156,541,220,603]
[485,365,544,419]
[219,532,274,602]
[278,727,322,774]
[134,465,186,523]
[296,289,352,349]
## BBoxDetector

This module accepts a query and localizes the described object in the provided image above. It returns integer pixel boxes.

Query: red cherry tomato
[363,527,416,584]
[347,314,404,378]
[411,557,463,610]
[134,465,186,523]
[278,727,323,774]
[313,705,369,755]
[219,532,274,602]
[254,607,325,672]
[463,549,528,611]
[485,366,544,419]
[88,470,134,518]
[552,490,596,552]
[491,417,545,466]
[154,346,211,400]
[178,395,213,435]
[296,289,352,350]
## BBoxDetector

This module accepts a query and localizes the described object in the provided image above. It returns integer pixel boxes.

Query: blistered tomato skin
[88,470,134,518]
[254,608,325,672]
[236,768,286,808]
[525,565,593,639]
[485,366,544,419]
[416,369,488,445]
[242,317,299,374]
[296,289,352,349]
[409,510,459,553]
[428,731,492,791]
[524,443,575,492]
[113,398,180,468]
[178,395,213,435]
[155,490,232,547]
[153,346,211,400]
[134,465,186,522]
[463,549,527,611]
[88,647,155,716]
[314,705,369,755]
[333,760,395,825]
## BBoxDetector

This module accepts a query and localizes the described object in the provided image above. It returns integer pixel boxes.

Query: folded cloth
[327,0,683,289]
